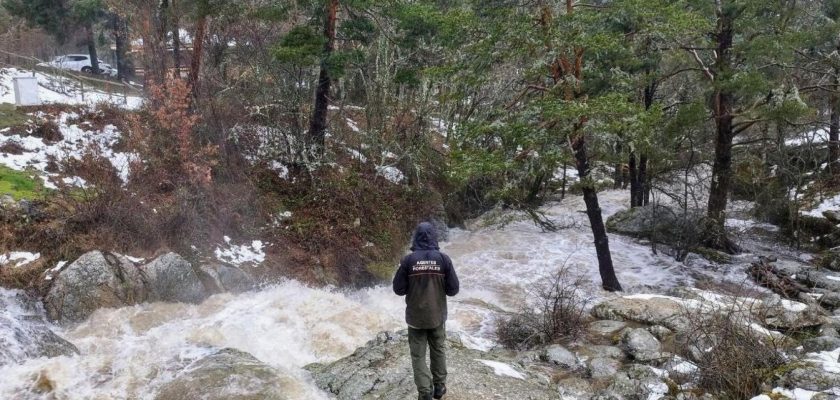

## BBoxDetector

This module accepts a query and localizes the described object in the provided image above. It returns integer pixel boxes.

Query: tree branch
[687,48,714,81]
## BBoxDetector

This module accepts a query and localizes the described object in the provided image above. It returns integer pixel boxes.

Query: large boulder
[802,336,840,353]
[592,295,691,332]
[577,344,625,360]
[606,205,704,248]
[761,296,827,330]
[154,348,287,400]
[143,253,207,303]
[44,251,218,323]
[44,251,150,322]
[822,247,840,272]
[0,290,78,366]
[593,364,670,400]
[306,330,557,400]
[804,270,840,292]
[541,344,580,369]
[197,263,255,294]
[588,357,622,379]
[778,366,840,392]
[621,328,663,362]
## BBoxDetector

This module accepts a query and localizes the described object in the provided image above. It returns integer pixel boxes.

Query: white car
[38,54,117,77]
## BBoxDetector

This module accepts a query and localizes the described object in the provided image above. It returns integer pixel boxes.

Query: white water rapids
[0,190,780,399]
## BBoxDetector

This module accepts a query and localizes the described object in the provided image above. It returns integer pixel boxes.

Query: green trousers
[408,324,447,396]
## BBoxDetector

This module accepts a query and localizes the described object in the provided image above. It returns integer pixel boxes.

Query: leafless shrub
[0,141,25,155]
[32,120,63,143]
[496,266,591,349]
[677,293,789,400]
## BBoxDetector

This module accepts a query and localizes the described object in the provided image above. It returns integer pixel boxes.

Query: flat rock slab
[592,295,690,332]
[306,331,557,400]
[589,320,628,337]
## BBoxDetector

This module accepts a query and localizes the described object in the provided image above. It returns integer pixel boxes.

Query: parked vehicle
[37,54,117,77]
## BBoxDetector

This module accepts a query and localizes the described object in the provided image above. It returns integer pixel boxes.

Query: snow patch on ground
[806,347,840,374]
[44,260,68,281]
[802,193,840,218]
[269,161,289,179]
[214,236,266,266]
[476,359,525,380]
[0,111,137,186]
[346,148,367,163]
[123,255,145,263]
[345,118,360,133]
[780,298,808,312]
[752,387,838,400]
[0,252,40,268]
[668,357,698,375]
[375,165,404,184]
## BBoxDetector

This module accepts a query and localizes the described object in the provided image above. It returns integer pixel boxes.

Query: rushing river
[0,190,772,399]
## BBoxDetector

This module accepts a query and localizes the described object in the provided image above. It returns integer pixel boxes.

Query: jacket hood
[410,222,439,251]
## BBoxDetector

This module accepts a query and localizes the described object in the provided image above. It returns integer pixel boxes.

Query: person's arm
[392,257,409,296]
[442,253,459,296]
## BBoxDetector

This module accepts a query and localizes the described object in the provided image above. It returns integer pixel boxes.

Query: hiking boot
[418,393,433,400]
[433,383,447,399]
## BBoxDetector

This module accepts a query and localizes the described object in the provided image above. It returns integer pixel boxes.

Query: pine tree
[680,0,807,252]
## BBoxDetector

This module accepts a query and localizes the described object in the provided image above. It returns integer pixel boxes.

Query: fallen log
[748,257,810,299]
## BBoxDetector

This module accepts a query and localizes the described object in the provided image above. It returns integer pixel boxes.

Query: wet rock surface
[44,251,151,323]
[306,330,557,400]
[621,328,663,362]
[142,253,207,303]
[0,290,77,366]
[43,251,254,323]
[541,344,580,369]
[778,366,840,392]
[154,348,288,400]
[592,295,690,332]
[197,262,255,294]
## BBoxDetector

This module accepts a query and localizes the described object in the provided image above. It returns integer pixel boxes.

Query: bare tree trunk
[829,71,839,173]
[629,152,639,207]
[85,24,100,74]
[706,93,737,251]
[560,159,567,200]
[526,172,546,206]
[189,15,208,97]
[573,134,622,292]
[639,155,649,206]
[640,75,655,207]
[613,163,623,189]
[308,0,339,156]
[145,0,169,88]
[172,18,181,79]
[112,15,131,80]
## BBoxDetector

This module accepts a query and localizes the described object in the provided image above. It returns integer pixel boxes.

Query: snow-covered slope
[0,68,143,109]
[0,111,135,189]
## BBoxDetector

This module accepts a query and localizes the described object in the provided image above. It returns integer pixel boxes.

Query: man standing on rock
[393,222,460,400]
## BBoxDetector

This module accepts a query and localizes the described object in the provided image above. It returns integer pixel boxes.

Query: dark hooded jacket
[392,222,459,329]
